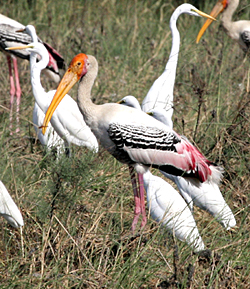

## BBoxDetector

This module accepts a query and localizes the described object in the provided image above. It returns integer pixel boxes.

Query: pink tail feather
[179,137,223,184]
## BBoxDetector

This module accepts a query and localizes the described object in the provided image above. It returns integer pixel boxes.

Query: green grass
[1,0,250,288]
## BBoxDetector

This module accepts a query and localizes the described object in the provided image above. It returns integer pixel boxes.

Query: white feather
[143,171,204,252]
[0,180,24,228]
[22,25,98,153]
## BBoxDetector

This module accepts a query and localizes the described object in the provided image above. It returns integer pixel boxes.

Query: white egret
[144,170,204,252]
[33,102,65,156]
[7,25,98,155]
[141,4,216,128]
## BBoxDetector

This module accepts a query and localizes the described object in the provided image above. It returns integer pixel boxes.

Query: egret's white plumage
[7,25,98,154]
[196,0,250,52]
[141,4,216,127]
[0,180,24,228]
[118,95,141,110]
[171,177,236,230]
[143,170,204,252]
[33,102,65,156]
[18,25,66,155]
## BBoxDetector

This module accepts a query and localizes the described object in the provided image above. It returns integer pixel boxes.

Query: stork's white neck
[221,0,239,31]
[77,55,99,124]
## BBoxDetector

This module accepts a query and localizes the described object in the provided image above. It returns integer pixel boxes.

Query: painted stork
[196,0,250,53]
[41,53,223,233]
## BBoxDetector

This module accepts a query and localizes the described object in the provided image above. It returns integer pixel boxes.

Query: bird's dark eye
[77,62,81,66]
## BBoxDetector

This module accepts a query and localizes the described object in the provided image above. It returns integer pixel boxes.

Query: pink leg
[7,56,15,134]
[138,173,147,229]
[13,57,21,133]
[129,166,141,233]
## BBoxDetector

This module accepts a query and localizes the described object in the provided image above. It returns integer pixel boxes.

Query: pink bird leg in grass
[129,166,147,232]
[7,55,21,134]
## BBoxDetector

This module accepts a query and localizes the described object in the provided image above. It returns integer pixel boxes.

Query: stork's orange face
[67,53,89,79]
[196,0,228,43]
[41,53,89,135]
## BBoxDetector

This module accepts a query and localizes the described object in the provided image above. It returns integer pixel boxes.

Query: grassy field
[1,0,250,288]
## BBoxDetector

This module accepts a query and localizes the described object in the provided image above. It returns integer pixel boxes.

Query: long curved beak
[6,44,33,51]
[41,69,79,134]
[196,1,224,43]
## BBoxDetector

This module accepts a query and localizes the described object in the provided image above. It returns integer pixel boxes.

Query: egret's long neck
[141,7,181,120]
[165,9,181,81]
[30,31,38,43]
[29,48,49,112]
[221,0,239,31]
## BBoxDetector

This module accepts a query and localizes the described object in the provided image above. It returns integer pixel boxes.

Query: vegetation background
[0,0,250,288]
